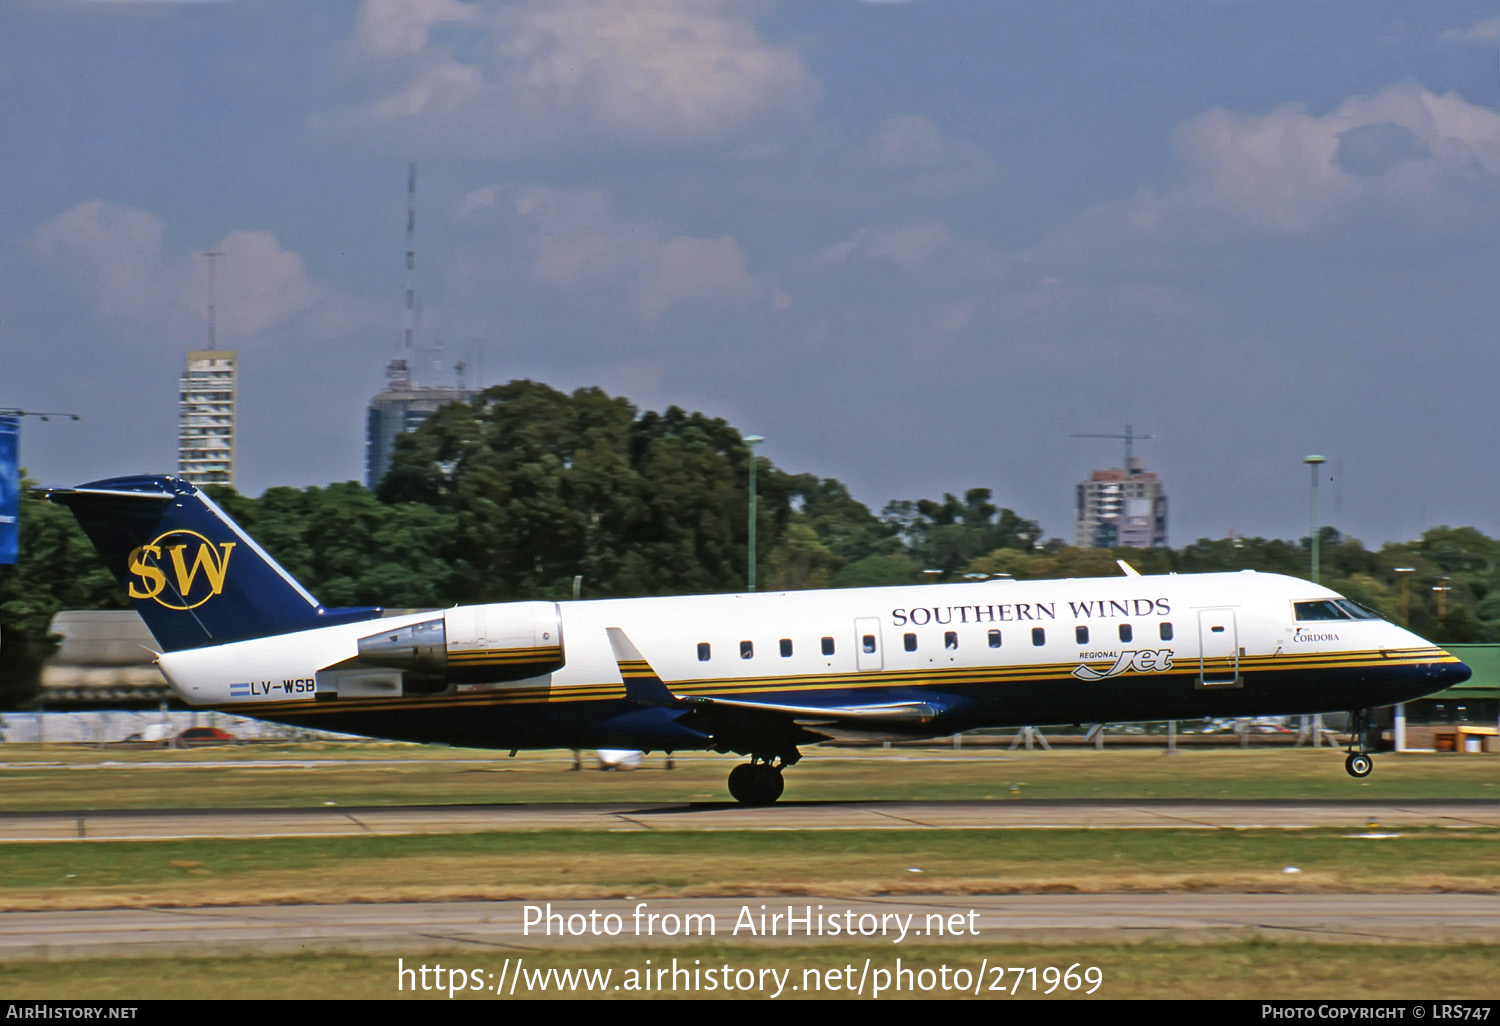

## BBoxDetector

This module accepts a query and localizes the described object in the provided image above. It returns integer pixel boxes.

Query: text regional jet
[47,475,1470,804]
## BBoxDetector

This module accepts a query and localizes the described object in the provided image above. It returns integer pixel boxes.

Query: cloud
[511,185,761,323]
[816,221,955,270]
[206,231,323,339]
[28,200,345,343]
[318,0,818,151]
[457,183,501,219]
[868,113,998,196]
[353,0,481,59]
[29,200,168,323]
[634,235,756,322]
[1157,83,1500,234]
[1440,16,1500,42]
[1333,122,1431,178]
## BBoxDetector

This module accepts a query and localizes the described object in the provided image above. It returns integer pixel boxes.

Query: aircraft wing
[605,627,946,743]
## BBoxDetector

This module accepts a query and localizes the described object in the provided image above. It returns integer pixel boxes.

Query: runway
[5,894,1500,959]
[2,799,1497,960]
[1,798,1497,842]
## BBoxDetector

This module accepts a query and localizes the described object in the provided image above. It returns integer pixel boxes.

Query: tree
[379,381,790,600]
[0,479,127,705]
[884,488,1041,577]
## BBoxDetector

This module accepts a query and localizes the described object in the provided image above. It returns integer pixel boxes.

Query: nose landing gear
[727,758,785,805]
[1343,709,1376,778]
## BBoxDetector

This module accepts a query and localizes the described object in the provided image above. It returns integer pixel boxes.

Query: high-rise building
[1074,457,1167,549]
[177,349,237,486]
[365,359,477,489]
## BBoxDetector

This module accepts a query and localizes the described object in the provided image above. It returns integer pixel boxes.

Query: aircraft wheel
[1345,752,1373,778]
[727,763,784,805]
[756,764,785,804]
[727,763,755,802]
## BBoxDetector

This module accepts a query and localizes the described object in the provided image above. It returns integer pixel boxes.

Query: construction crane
[1071,424,1155,467]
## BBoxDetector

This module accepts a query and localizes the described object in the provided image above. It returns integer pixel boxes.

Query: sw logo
[1071,648,1174,681]
[126,530,235,610]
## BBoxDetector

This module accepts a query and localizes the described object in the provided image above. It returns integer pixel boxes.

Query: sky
[4,0,1500,549]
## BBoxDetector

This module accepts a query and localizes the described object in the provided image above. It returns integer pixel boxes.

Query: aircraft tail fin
[43,475,382,652]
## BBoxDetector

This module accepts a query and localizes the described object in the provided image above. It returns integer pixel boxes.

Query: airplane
[43,474,1471,804]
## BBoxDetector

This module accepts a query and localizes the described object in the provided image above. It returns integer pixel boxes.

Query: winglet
[1117,559,1141,577]
[606,627,681,707]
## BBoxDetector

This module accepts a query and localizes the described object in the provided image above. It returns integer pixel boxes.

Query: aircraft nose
[1434,654,1473,688]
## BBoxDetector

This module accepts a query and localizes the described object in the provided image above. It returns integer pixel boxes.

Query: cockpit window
[1294,600,1350,621]
[1335,599,1382,620]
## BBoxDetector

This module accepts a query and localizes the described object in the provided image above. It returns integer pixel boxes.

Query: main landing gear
[1343,708,1375,778]
[727,758,785,805]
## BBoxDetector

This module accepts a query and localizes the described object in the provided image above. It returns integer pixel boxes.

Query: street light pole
[1394,567,1415,627]
[745,435,764,592]
[1433,577,1451,623]
[1304,454,1326,583]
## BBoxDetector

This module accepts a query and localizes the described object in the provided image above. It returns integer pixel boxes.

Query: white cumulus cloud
[1440,15,1500,42]
[29,199,169,323]
[869,113,998,196]
[29,200,343,344]
[1168,83,1500,233]
[319,0,818,151]
[511,185,761,323]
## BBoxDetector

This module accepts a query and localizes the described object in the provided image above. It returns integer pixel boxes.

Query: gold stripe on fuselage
[221,647,1457,716]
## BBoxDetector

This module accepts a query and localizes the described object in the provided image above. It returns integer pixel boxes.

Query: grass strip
[1,746,1498,810]
[2,940,1497,999]
[3,827,1498,910]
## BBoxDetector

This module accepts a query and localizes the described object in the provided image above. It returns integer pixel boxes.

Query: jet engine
[355,600,565,687]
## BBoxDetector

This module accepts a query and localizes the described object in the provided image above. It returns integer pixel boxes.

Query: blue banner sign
[0,415,17,564]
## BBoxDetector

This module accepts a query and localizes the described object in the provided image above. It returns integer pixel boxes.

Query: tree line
[1,379,1494,704]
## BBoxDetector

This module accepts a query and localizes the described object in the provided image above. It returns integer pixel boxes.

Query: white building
[177,349,237,486]
[1074,458,1167,549]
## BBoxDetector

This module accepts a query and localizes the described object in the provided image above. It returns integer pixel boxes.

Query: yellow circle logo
[126,530,236,610]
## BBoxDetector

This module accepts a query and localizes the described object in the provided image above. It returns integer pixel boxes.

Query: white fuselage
[158,571,1446,724]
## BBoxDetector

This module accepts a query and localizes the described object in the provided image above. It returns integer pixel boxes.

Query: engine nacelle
[356,601,565,685]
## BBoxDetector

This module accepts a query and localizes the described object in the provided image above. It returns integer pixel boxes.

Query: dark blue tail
[47,475,382,651]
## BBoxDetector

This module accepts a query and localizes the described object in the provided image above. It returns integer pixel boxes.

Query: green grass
[1,744,1497,810]
[4,826,1498,910]
[3,941,1497,999]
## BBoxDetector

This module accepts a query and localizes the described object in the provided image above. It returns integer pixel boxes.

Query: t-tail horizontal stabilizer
[42,475,383,652]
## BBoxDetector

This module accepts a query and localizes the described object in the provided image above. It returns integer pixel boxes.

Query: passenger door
[1197,608,1240,688]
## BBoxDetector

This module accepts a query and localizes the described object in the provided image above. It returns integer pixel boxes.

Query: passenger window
[821,636,835,656]
[944,631,958,650]
[904,633,917,652]
[1032,627,1046,647]
[697,643,711,662]
[988,629,1002,648]
[1159,622,1174,641]
[862,634,876,654]
[1119,623,1133,643]
[740,640,753,659]
[780,638,793,657]
[1075,626,1089,644]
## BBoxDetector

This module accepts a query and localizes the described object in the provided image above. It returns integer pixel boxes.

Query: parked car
[175,726,236,746]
